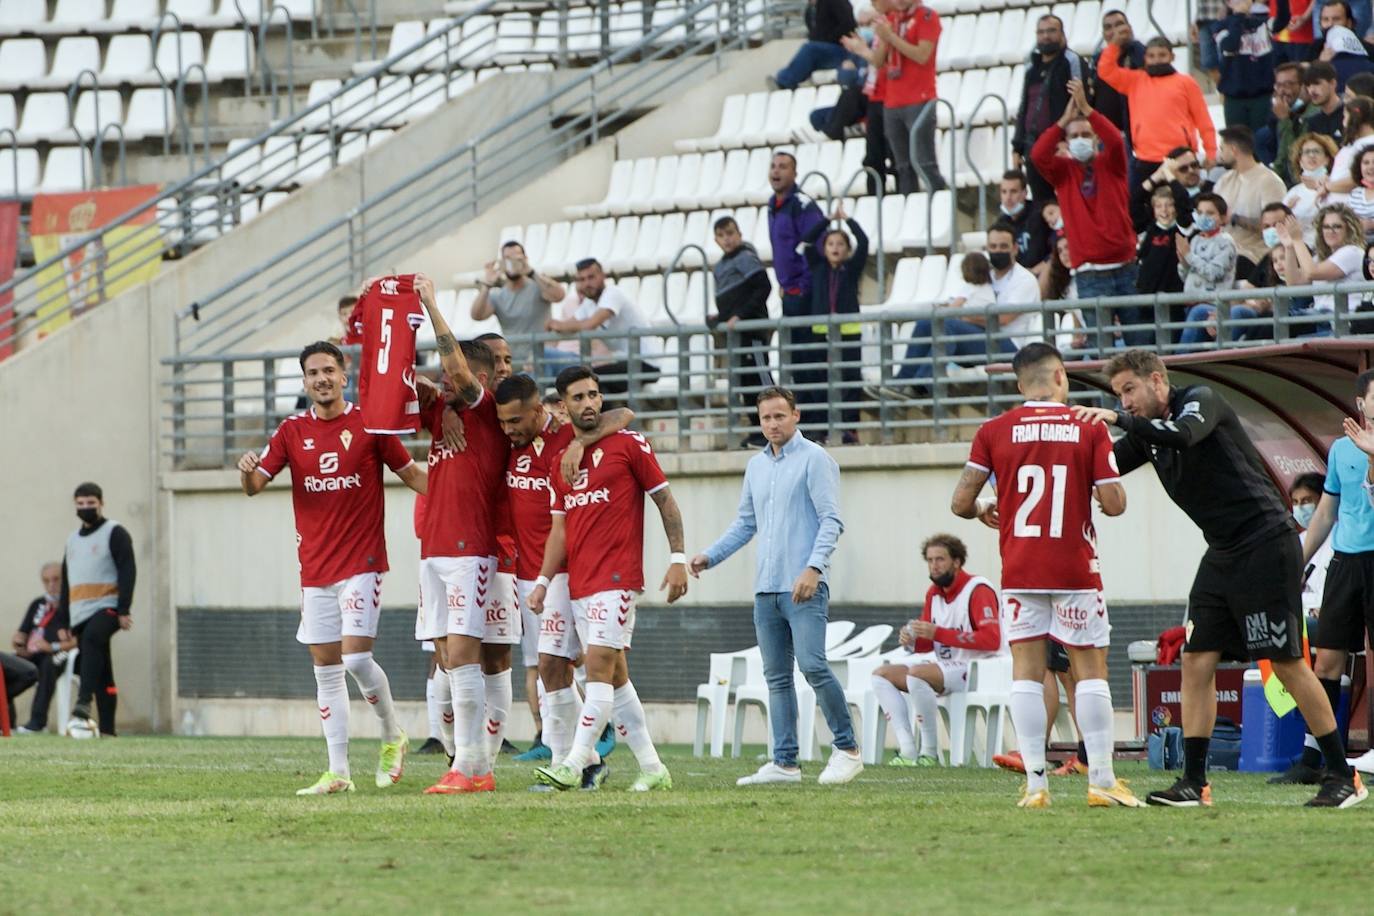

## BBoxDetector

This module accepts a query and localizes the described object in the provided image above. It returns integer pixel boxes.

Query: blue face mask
[858,26,874,43]
[1293,503,1315,529]
[1068,137,1096,162]
[1263,227,1281,248]
[1194,214,1218,233]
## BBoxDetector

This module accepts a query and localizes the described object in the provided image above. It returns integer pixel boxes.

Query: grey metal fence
[160,279,1374,467]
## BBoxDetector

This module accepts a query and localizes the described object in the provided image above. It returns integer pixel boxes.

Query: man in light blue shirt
[690,386,863,786]
[1289,369,1374,782]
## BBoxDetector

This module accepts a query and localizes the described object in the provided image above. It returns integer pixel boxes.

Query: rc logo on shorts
[586,601,609,622]
[542,610,567,635]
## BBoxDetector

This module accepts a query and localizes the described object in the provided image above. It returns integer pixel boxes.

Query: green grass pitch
[3,735,1373,914]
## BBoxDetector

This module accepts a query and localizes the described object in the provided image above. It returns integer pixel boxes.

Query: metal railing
[0,0,802,352]
[160,279,1374,467]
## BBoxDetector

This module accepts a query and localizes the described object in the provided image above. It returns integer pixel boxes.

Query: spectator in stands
[546,258,657,393]
[1273,0,1319,62]
[1025,198,1062,273]
[1291,63,1347,159]
[1092,10,1145,153]
[1318,0,1374,89]
[332,295,357,345]
[811,7,876,141]
[1177,193,1244,346]
[874,0,946,193]
[767,151,829,437]
[1098,36,1218,190]
[1014,14,1095,202]
[870,533,1002,767]
[1344,68,1374,101]
[802,207,868,443]
[841,0,896,195]
[1031,80,1147,344]
[1214,125,1289,273]
[711,215,774,447]
[1344,145,1374,236]
[771,0,859,90]
[1279,203,1365,332]
[1289,471,1333,633]
[1328,95,1374,194]
[1040,237,1090,352]
[1194,1,1226,84]
[472,240,568,371]
[1280,133,1335,247]
[1136,185,1186,301]
[9,562,74,733]
[1258,62,1305,177]
[1134,146,1213,232]
[542,391,568,427]
[997,170,1046,269]
[1216,0,1277,133]
[691,385,862,787]
[0,650,37,732]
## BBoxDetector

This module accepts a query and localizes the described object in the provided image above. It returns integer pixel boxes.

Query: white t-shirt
[1313,243,1363,312]
[948,280,996,311]
[573,285,650,357]
[1283,182,1321,248]
[1331,135,1374,204]
[990,262,1045,349]
[1300,527,1335,614]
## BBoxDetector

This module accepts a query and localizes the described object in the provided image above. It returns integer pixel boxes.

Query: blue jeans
[753,584,856,767]
[1197,19,1221,72]
[893,318,1016,381]
[1074,263,1150,347]
[1179,303,1259,346]
[776,41,858,90]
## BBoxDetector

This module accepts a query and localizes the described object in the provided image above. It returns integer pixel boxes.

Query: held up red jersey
[348,274,425,435]
[257,402,414,587]
[550,429,668,599]
[506,418,575,581]
[966,401,1120,591]
[420,389,510,559]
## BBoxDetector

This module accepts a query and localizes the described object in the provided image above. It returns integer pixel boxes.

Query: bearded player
[531,366,688,792]
[495,373,632,783]
[237,340,427,795]
[951,343,1142,809]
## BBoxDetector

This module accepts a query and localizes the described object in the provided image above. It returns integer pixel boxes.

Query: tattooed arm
[414,273,481,405]
[950,463,996,527]
[651,486,688,603]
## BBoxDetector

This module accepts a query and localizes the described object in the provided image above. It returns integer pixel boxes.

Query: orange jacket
[1098,51,1217,162]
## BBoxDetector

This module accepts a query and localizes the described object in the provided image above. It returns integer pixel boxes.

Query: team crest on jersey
[380,278,400,295]
[532,436,544,456]
[592,447,604,468]
[303,438,315,450]
[571,469,589,491]
[340,429,353,451]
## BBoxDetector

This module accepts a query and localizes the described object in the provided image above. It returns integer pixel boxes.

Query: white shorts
[416,555,508,642]
[298,572,382,645]
[572,588,637,651]
[1003,590,1110,650]
[519,588,540,667]
[518,574,580,661]
[484,571,523,646]
[895,653,969,696]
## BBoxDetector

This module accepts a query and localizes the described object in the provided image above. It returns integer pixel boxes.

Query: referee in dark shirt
[1072,349,1365,809]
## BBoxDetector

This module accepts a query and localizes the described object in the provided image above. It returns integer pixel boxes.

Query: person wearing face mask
[57,482,136,738]
[1288,473,1332,636]
[995,170,1046,268]
[1284,132,1340,245]
[1134,146,1214,232]
[868,534,1004,767]
[1274,373,1374,783]
[1215,0,1277,134]
[1276,63,1344,184]
[1259,62,1306,181]
[1013,14,1095,203]
[9,561,76,734]
[1098,36,1218,193]
[1031,79,1147,346]
[1177,194,1245,346]
[1279,202,1364,332]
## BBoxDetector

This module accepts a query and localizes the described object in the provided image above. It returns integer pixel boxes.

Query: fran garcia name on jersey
[304,452,361,492]
[1011,421,1081,444]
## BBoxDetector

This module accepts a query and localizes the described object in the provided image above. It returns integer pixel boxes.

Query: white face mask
[1001,200,1026,218]
[1068,137,1096,161]
[1156,219,1176,230]
[1303,165,1329,179]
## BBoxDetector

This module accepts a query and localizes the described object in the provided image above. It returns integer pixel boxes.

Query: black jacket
[807,0,856,45]
[1136,221,1184,295]
[1014,49,1095,156]
[803,218,869,319]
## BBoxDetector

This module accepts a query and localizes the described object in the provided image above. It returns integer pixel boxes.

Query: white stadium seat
[70,89,122,140]
[0,94,14,133]
[154,31,205,80]
[205,29,255,81]
[622,156,656,216]
[48,0,109,32]
[678,92,744,153]
[17,93,70,144]
[0,38,47,91]
[101,34,154,84]
[0,0,48,36]
[40,146,95,192]
[570,158,631,219]
[37,36,102,91]
[106,0,159,30]
[0,147,40,196]
[647,154,679,213]
[605,215,640,273]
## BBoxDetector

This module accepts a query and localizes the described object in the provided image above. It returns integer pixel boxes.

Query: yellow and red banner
[0,200,18,361]
[30,184,162,339]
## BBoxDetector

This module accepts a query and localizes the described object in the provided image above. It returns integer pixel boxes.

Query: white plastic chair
[37,36,101,91]
[0,39,47,92]
[677,92,745,152]
[54,648,80,736]
[694,644,760,757]
[828,624,892,659]
[569,158,632,219]
[18,93,71,144]
[101,34,153,84]
[124,87,175,140]
[943,655,1013,767]
[205,29,255,81]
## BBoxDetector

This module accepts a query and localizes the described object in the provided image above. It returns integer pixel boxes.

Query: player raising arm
[238,340,426,796]
[530,366,688,792]
[951,343,1140,809]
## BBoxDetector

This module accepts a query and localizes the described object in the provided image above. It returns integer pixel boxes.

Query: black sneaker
[1145,777,1212,807]
[500,738,521,755]
[580,761,610,790]
[1305,771,1368,808]
[414,737,446,755]
[1267,761,1323,785]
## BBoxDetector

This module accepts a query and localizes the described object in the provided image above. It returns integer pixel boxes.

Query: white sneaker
[14,725,41,735]
[1350,749,1374,774]
[736,762,802,786]
[817,746,864,785]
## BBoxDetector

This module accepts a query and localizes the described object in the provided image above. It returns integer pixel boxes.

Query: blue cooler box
[1239,668,1351,772]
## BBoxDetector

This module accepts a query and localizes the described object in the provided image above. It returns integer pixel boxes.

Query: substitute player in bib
[1074,350,1366,809]
[952,343,1141,809]
[871,534,1004,766]
[531,366,689,792]
[495,373,633,779]
[237,340,427,795]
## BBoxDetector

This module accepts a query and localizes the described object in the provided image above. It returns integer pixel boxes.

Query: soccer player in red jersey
[402,276,523,794]
[951,343,1143,809]
[237,340,427,796]
[531,366,689,792]
[494,373,632,780]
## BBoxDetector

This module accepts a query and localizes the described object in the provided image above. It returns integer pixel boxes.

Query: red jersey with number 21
[550,429,668,599]
[966,401,1119,592]
[349,274,425,435]
[257,402,415,587]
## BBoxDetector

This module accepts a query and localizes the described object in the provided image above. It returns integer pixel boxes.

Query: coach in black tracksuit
[1072,349,1363,809]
